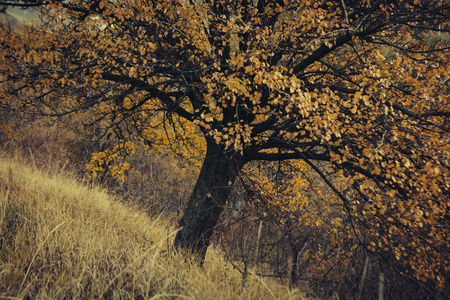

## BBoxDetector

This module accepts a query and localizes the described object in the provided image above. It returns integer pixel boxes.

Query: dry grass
[0,153,309,299]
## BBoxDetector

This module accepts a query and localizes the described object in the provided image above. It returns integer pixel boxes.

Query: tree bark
[174,138,245,261]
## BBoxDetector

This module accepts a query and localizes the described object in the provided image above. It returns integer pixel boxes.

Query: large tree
[1,0,449,288]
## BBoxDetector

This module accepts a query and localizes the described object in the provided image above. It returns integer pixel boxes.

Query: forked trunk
[174,139,245,260]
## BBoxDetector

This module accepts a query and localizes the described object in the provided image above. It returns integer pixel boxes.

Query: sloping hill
[0,153,308,299]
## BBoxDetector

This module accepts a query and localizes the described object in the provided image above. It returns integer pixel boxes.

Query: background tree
[1,0,449,291]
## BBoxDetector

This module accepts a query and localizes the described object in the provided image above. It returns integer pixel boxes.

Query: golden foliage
[0,0,449,291]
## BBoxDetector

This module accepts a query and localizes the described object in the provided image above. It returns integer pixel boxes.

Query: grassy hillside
[0,153,308,299]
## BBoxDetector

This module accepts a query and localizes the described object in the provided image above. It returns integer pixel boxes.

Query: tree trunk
[174,138,245,261]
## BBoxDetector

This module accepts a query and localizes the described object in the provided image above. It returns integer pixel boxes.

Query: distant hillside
[0,11,22,28]
[0,153,310,299]
[0,8,39,28]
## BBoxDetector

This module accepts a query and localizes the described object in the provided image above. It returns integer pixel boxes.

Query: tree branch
[101,72,195,121]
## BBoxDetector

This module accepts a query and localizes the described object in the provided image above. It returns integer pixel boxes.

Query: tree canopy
[1,0,449,290]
